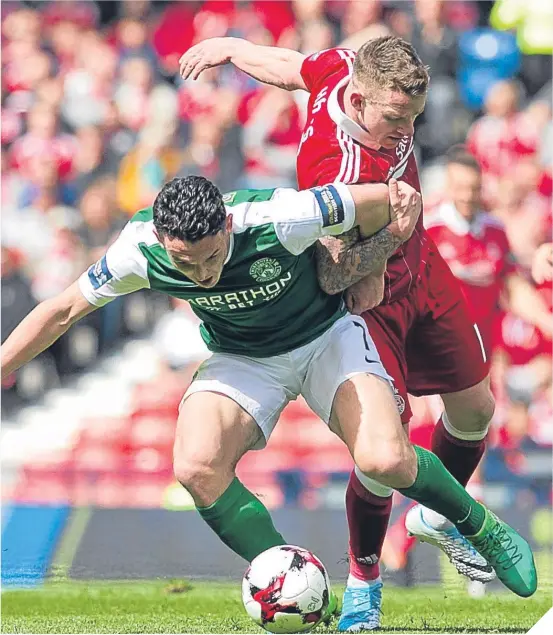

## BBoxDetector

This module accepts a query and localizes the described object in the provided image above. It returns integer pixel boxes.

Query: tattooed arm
[316,178,421,307]
[316,227,403,295]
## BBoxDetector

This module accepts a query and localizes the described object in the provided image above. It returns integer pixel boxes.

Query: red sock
[346,470,393,581]
[431,416,487,487]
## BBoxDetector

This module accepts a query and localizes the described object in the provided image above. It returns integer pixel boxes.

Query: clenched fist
[387,178,422,243]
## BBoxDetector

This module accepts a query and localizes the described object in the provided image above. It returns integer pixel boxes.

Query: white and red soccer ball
[242,545,332,634]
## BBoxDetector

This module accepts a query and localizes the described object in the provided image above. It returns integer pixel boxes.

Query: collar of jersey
[327,74,381,149]
[437,201,484,237]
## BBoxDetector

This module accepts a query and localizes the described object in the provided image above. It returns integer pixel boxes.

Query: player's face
[352,88,426,149]
[447,163,482,218]
[163,216,232,288]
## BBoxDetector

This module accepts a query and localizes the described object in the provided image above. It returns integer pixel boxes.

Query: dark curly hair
[153,176,226,243]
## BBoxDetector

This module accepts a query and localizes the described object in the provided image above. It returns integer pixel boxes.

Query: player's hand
[531,242,553,285]
[345,271,386,315]
[179,38,233,81]
[388,178,421,243]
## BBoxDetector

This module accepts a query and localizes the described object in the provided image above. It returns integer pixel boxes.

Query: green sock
[398,446,486,536]
[197,477,286,562]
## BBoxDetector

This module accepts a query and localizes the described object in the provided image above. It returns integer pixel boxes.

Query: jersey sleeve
[300,48,353,93]
[78,223,150,307]
[240,183,355,255]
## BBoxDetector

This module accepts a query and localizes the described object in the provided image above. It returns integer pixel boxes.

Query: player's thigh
[177,352,291,470]
[406,279,489,399]
[363,302,414,425]
[176,390,260,479]
[302,315,410,475]
[440,376,495,433]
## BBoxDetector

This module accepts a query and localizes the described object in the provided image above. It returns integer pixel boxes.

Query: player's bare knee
[355,440,414,488]
[442,374,496,430]
[445,382,495,433]
[173,456,220,500]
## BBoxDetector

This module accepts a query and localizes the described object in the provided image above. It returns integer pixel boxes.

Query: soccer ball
[242,545,332,634]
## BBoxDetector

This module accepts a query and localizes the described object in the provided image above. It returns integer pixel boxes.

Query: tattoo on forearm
[316,227,402,294]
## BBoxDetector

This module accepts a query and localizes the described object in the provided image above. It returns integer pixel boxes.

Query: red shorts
[362,246,489,424]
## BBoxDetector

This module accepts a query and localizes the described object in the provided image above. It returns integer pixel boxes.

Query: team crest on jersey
[222,192,236,203]
[393,387,406,414]
[249,257,282,283]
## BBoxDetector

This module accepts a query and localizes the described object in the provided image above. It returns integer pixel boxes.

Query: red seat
[300,446,353,474]
[74,444,125,473]
[128,415,175,450]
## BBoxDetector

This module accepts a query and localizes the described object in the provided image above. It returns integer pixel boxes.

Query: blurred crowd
[1,1,552,481]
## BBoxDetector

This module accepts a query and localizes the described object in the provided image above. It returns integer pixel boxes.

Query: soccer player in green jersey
[1,176,536,604]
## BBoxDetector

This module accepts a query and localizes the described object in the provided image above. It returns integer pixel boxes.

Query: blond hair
[353,36,429,97]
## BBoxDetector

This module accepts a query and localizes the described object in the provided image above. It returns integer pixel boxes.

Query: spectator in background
[175,116,225,185]
[113,17,158,68]
[339,0,384,42]
[237,85,302,189]
[2,7,41,50]
[532,243,553,285]
[31,205,87,302]
[71,125,118,200]
[490,0,553,97]
[116,0,156,22]
[114,56,155,132]
[47,19,81,75]
[17,151,77,209]
[41,0,99,31]
[33,76,65,112]
[465,81,550,206]
[425,147,552,356]
[116,120,181,216]
[10,101,77,182]
[411,0,457,78]
[3,155,68,273]
[492,169,550,269]
[0,244,52,409]
[291,0,325,24]
[152,298,209,371]
[3,47,54,115]
[101,98,137,164]
[409,0,464,159]
[1,148,24,210]
[298,18,336,55]
[61,32,117,128]
[79,177,124,262]
[1,246,37,347]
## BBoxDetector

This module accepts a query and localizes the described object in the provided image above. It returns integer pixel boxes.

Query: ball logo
[249,258,282,283]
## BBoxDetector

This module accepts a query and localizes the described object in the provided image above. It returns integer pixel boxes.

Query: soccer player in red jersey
[179,37,510,628]
[383,147,552,580]
[426,148,552,357]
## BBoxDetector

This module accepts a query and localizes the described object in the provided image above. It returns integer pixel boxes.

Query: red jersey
[494,312,552,366]
[426,202,516,350]
[466,112,538,205]
[297,48,429,303]
[237,88,302,179]
[10,133,77,181]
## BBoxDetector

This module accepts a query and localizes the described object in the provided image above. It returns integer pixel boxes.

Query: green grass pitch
[1,579,551,634]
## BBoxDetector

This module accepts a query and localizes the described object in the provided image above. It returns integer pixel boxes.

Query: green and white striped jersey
[78,184,355,357]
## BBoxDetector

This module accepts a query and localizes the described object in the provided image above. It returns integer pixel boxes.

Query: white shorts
[182,314,392,448]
